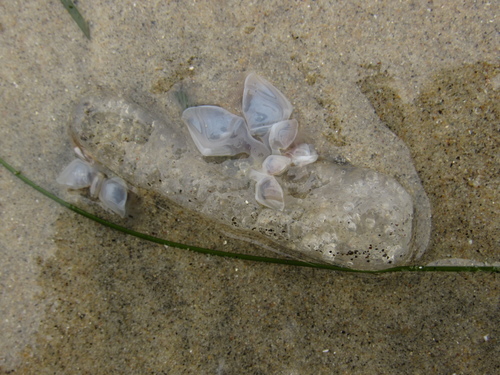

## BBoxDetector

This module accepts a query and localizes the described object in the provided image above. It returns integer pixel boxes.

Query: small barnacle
[250,170,285,211]
[57,157,128,217]
[99,177,128,217]
[56,159,94,189]
[288,143,318,167]
[262,155,292,176]
[181,105,268,158]
[242,73,293,136]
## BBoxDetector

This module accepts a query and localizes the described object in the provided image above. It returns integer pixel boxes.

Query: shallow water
[0,1,498,373]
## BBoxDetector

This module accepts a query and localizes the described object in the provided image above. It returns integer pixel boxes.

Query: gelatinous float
[60,73,431,270]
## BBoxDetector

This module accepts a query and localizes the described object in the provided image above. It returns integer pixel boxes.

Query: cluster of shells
[58,74,317,215]
[181,73,318,210]
[57,73,431,270]
[57,153,128,217]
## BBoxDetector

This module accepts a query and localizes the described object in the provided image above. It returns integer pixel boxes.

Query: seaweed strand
[60,0,91,39]
[1,156,498,274]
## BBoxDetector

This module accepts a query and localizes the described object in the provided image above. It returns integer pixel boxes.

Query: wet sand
[0,1,498,373]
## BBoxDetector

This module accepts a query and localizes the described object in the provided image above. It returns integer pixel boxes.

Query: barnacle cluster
[181,73,317,210]
[58,73,430,270]
[57,152,128,217]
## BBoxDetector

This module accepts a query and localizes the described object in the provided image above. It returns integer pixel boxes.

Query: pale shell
[58,158,128,217]
[289,143,318,167]
[181,105,269,158]
[268,119,298,154]
[181,105,249,156]
[56,159,94,189]
[262,155,292,176]
[99,177,128,218]
[242,73,293,137]
[250,170,285,211]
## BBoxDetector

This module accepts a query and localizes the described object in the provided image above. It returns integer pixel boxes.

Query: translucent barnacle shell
[288,143,318,167]
[181,105,268,158]
[262,155,292,176]
[267,119,298,154]
[242,73,293,136]
[57,156,128,217]
[250,170,285,211]
[56,159,94,189]
[98,177,128,218]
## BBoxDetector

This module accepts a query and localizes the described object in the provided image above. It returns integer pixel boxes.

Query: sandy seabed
[0,1,498,373]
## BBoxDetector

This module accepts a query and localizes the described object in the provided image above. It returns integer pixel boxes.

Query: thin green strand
[1,156,498,274]
[60,0,91,40]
